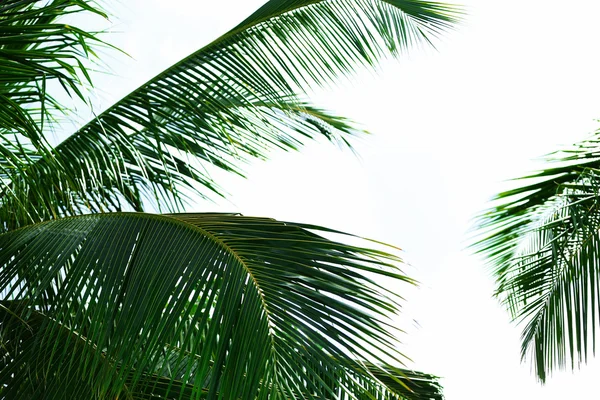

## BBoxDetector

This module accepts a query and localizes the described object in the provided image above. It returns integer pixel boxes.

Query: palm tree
[0,0,460,398]
[474,129,600,382]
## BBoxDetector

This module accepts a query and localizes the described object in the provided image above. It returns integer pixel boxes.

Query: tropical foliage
[475,131,600,382]
[0,0,460,398]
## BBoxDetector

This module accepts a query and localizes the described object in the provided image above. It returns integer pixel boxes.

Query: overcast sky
[84,1,600,398]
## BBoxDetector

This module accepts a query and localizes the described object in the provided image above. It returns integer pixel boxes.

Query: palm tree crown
[0,0,460,398]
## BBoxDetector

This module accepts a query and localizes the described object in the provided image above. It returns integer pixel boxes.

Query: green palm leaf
[474,131,600,381]
[2,96,362,231]
[0,0,110,230]
[0,0,106,148]
[1,0,462,230]
[0,212,436,399]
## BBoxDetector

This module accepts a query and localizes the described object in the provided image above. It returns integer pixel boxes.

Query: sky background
[79,1,600,398]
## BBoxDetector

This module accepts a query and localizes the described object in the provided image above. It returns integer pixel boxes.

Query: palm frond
[0,212,436,399]
[2,0,462,230]
[0,98,362,232]
[0,0,107,149]
[0,0,112,230]
[327,362,444,400]
[473,131,600,382]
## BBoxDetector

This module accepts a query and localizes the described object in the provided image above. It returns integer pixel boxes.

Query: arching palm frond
[0,0,106,149]
[2,97,362,231]
[1,0,462,230]
[0,0,109,230]
[474,131,600,382]
[0,212,434,399]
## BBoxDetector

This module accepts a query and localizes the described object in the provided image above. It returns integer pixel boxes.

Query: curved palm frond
[0,212,436,399]
[1,97,362,231]
[0,0,110,230]
[473,131,600,382]
[0,0,106,149]
[1,0,462,230]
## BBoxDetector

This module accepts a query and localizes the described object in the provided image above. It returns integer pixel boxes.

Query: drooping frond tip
[472,129,600,382]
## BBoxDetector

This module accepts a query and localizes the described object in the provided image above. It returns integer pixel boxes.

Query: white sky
[85,0,600,398]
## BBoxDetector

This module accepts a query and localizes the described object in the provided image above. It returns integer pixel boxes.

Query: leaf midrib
[166,214,281,381]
